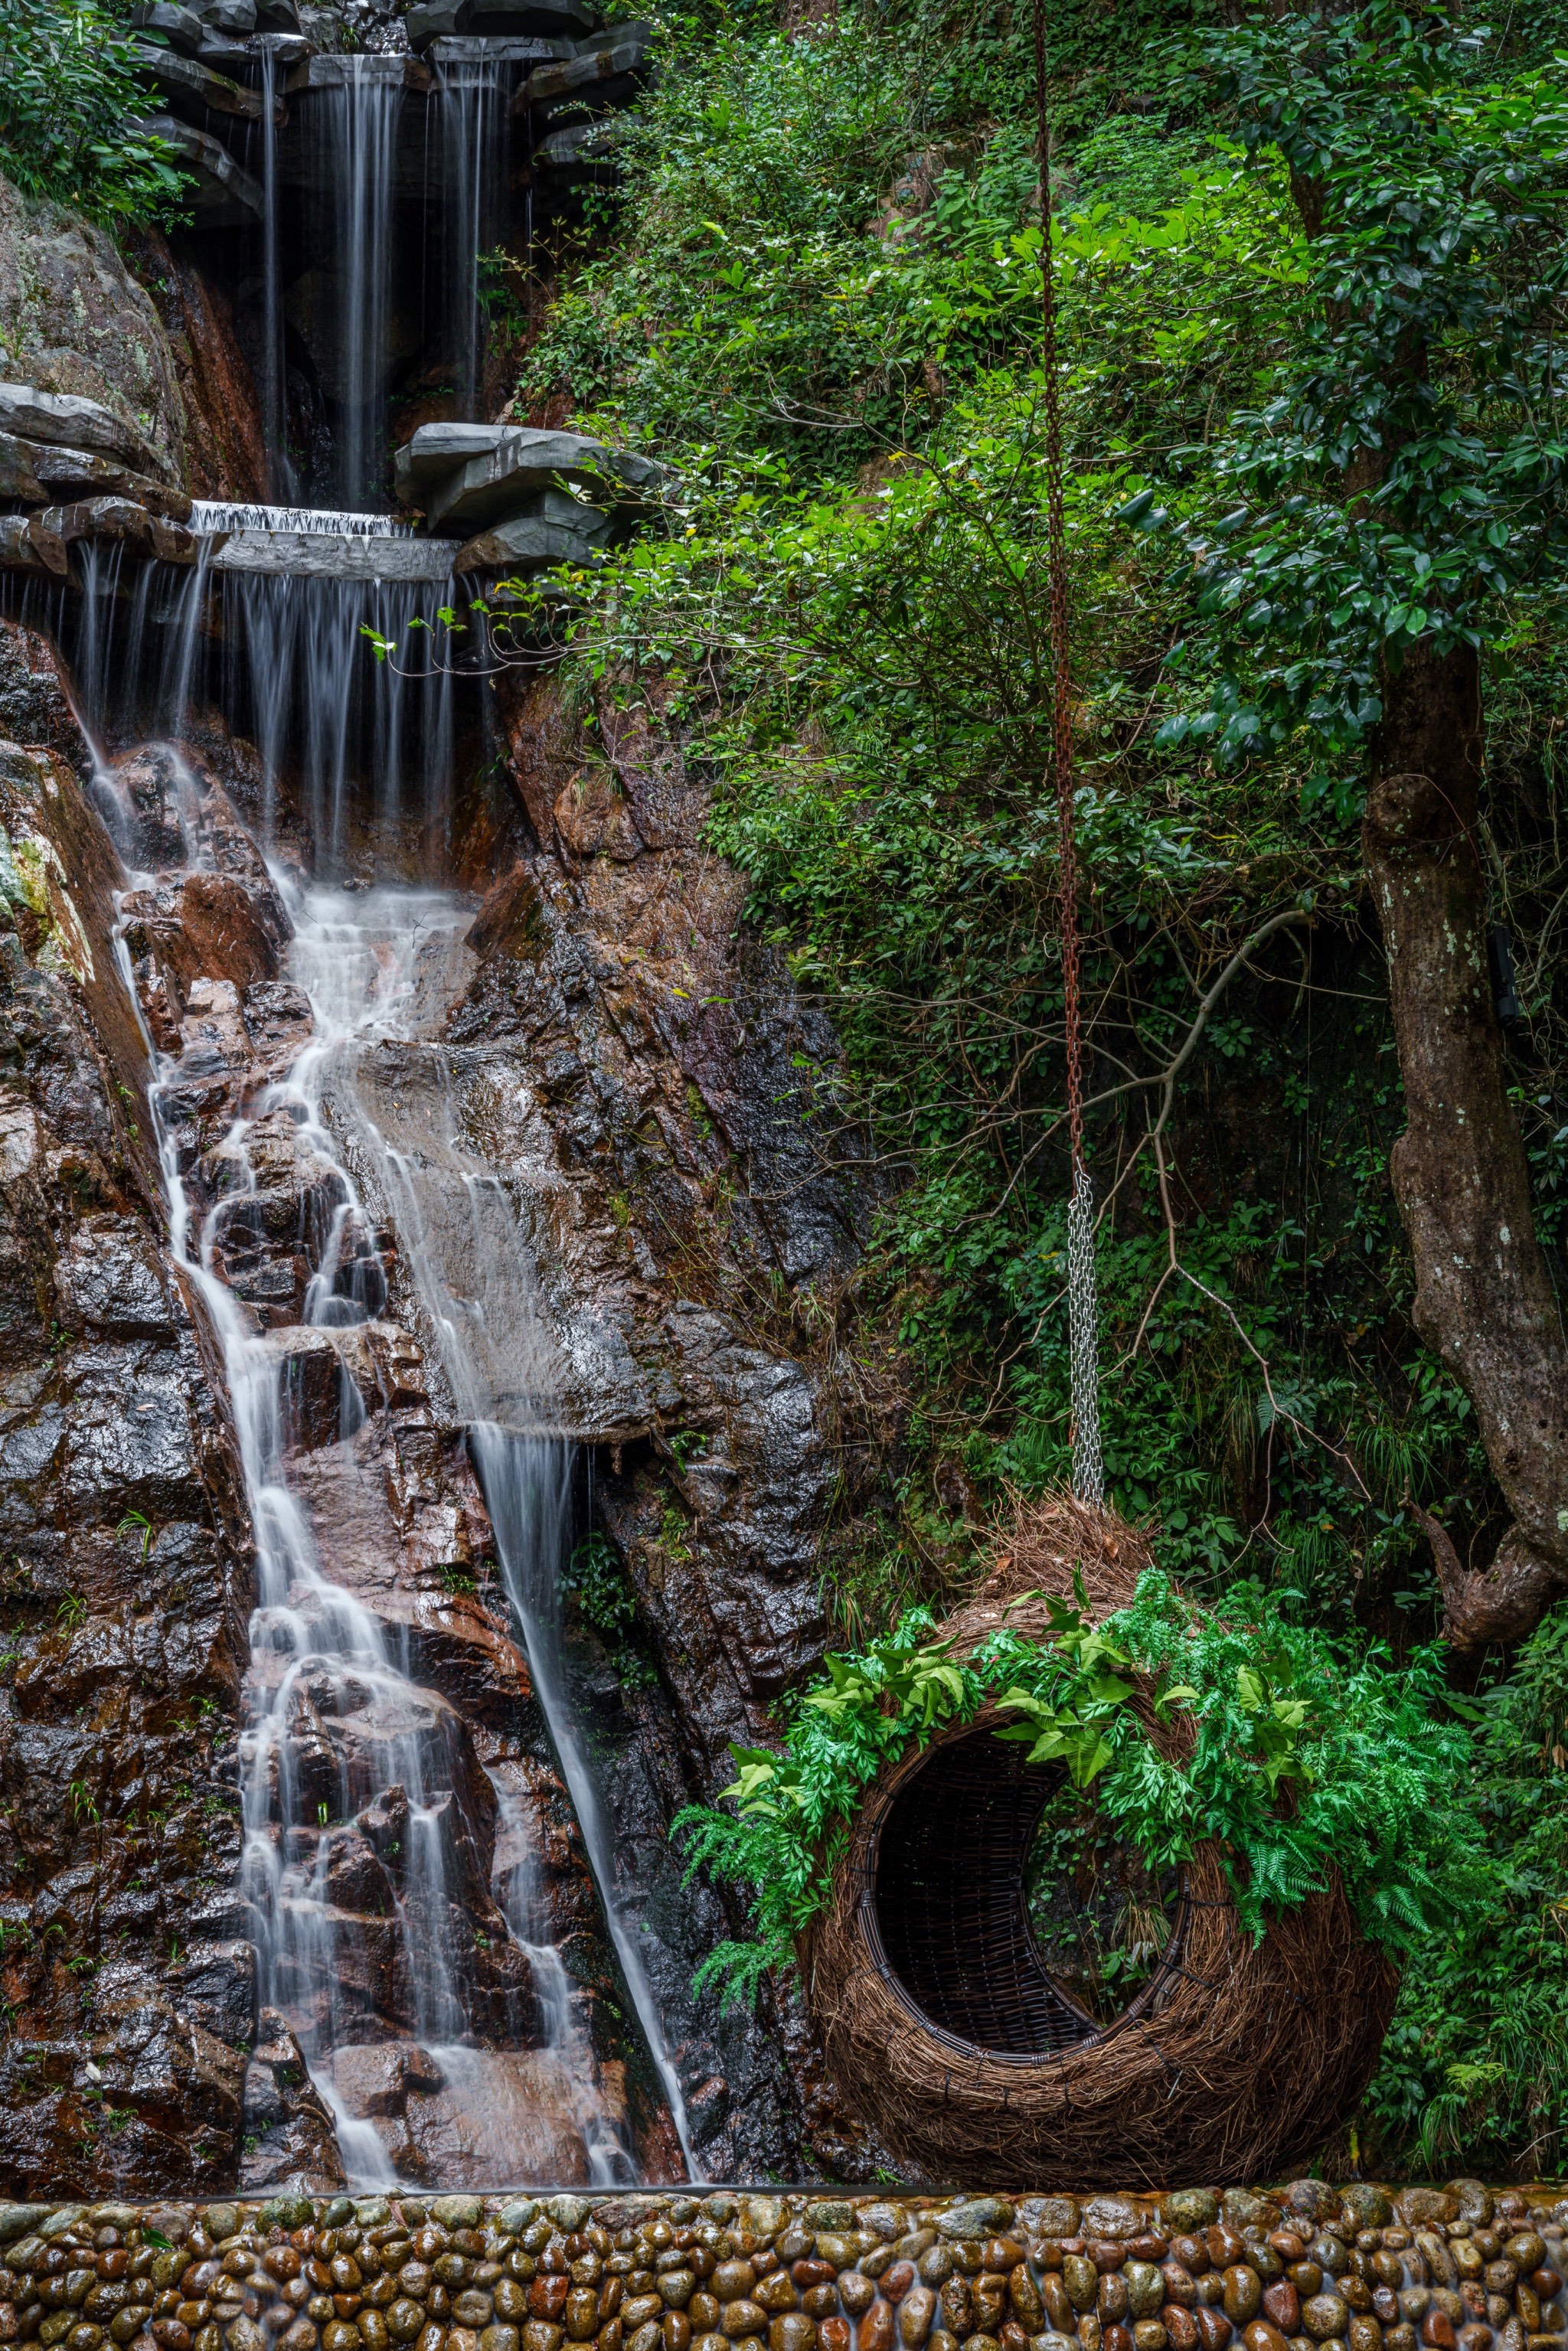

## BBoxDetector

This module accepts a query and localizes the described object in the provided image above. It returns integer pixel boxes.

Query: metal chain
[1032,0,1104,1506]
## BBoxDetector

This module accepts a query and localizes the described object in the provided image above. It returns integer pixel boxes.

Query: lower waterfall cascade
[102,720,691,2186]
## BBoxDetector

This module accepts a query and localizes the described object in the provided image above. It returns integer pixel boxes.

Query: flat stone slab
[0,383,167,481]
[207,529,462,579]
[131,0,206,54]
[429,33,568,60]
[295,52,433,87]
[136,113,265,223]
[132,40,283,119]
[454,493,613,573]
[516,31,648,105]
[412,424,662,531]
[534,111,640,168]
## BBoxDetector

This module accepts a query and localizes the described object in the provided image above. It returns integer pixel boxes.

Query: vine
[673,1568,1478,2005]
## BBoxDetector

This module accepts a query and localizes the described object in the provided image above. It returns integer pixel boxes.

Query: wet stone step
[131,37,286,117]
[207,528,463,578]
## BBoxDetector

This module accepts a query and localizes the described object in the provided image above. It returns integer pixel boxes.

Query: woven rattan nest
[802,1495,1397,2184]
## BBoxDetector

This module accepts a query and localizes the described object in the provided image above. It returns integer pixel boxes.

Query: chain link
[1067,1163,1105,1504]
[1032,0,1102,1504]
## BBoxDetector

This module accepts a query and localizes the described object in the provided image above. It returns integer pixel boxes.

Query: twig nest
[802,1496,1398,2183]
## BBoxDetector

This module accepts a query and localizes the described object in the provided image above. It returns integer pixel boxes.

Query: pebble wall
[0,2183,1563,2351]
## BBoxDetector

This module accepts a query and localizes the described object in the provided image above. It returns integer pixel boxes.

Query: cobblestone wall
[0,2184,1563,2351]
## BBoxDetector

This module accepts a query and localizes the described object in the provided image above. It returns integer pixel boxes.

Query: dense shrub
[0,0,185,223]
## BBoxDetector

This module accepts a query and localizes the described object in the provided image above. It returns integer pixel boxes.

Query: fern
[675,1569,1478,2005]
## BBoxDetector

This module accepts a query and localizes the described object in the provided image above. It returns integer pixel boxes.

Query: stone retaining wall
[0,2186,1563,2351]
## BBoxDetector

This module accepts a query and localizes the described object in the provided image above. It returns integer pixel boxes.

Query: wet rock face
[0,2183,1565,2351]
[457,671,874,1775]
[130,231,269,502]
[93,689,667,2187]
[373,667,892,2183]
[0,622,252,2193]
[0,175,189,484]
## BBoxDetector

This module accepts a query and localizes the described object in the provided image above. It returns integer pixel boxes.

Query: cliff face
[416,668,893,2178]
[0,181,190,484]
[0,619,255,2191]
[0,601,894,2189]
[0,100,898,2184]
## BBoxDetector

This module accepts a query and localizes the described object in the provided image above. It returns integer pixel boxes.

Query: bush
[0,0,185,223]
[674,1569,1478,2005]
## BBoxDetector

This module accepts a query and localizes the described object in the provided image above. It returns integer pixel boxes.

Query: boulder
[133,114,266,224]
[0,514,67,576]
[429,31,566,57]
[417,424,665,531]
[131,116,243,219]
[405,0,470,43]
[0,436,44,504]
[132,41,284,122]
[201,0,259,28]
[0,177,188,482]
[534,111,642,171]
[38,496,201,564]
[536,70,642,124]
[453,493,615,575]
[240,2010,346,2191]
[131,0,207,53]
[0,381,167,478]
[394,418,516,504]
[466,0,597,34]
[0,428,194,511]
[574,14,655,45]
[516,31,648,109]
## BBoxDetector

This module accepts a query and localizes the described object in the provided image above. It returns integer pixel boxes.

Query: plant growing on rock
[0,0,186,222]
[675,1566,1478,2003]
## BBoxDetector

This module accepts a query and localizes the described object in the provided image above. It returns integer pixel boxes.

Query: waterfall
[434,57,511,413]
[55,547,459,873]
[309,1012,701,2173]
[116,862,645,2188]
[256,48,291,501]
[214,569,457,864]
[329,60,402,508]
[14,0,707,2191]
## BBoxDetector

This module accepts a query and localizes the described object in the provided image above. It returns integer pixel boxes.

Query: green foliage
[0,0,186,222]
[488,0,1539,1631]
[674,1569,1475,2003]
[1125,5,1568,772]
[564,1530,658,1688]
[1363,1599,1568,2173]
[506,0,1567,2150]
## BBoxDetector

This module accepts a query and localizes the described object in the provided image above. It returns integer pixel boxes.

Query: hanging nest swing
[802,1497,1398,2187]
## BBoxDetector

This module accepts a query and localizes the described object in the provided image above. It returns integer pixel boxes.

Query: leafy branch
[675,1566,1478,2003]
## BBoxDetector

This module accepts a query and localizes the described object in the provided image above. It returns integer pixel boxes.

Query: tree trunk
[1364,641,1568,1648]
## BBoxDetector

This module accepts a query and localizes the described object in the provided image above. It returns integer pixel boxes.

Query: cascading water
[310,60,403,507]
[56,539,460,872]
[255,47,290,500]
[220,569,457,864]
[116,847,652,2187]
[18,0,706,2189]
[304,969,701,2172]
[434,58,511,412]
